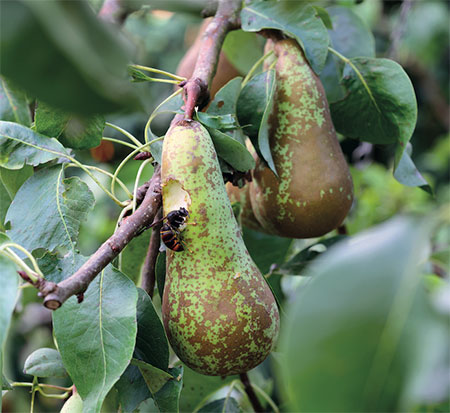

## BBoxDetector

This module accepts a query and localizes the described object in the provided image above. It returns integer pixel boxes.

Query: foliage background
[1,0,449,412]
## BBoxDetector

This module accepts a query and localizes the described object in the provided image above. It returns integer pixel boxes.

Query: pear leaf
[35,101,105,149]
[53,252,138,413]
[241,1,329,74]
[330,57,417,154]
[6,165,94,256]
[0,76,31,126]
[0,121,70,170]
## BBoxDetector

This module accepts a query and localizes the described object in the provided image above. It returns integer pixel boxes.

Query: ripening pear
[250,38,353,238]
[176,19,241,99]
[161,120,279,376]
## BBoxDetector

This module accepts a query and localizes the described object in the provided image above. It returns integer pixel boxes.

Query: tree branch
[182,0,242,119]
[36,0,243,309]
[40,167,162,310]
[98,0,131,25]
[141,209,163,298]
[240,373,265,412]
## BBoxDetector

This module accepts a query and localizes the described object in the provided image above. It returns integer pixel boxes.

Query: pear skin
[250,39,353,238]
[161,120,279,376]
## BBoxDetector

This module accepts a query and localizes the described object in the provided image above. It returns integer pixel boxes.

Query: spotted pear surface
[250,39,353,238]
[161,120,279,376]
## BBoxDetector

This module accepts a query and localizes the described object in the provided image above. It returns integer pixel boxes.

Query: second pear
[250,38,353,238]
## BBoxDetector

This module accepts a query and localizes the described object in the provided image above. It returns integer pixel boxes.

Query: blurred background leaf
[0,0,142,115]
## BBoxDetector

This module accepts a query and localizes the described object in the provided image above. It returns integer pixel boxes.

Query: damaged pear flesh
[161,121,279,376]
[250,39,354,238]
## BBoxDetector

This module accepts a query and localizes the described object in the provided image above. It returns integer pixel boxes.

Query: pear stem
[141,208,163,298]
[240,372,265,412]
[182,0,242,119]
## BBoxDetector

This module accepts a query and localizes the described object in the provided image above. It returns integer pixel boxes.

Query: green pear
[249,38,353,238]
[60,392,82,413]
[161,120,279,376]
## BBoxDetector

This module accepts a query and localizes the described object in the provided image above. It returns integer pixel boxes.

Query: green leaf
[35,101,105,149]
[134,360,183,413]
[133,359,173,393]
[0,1,141,115]
[243,227,292,274]
[320,6,375,102]
[2,373,13,391]
[279,217,436,412]
[115,364,151,413]
[241,1,329,74]
[0,165,33,198]
[156,251,166,300]
[197,78,255,173]
[327,6,375,59]
[0,76,31,126]
[394,149,432,194]
[198,397,241,413]
[134,288,169,371]
[6,165,95,256]
[128,66,155,83]
[222,30,263,75]
[0,121,70,169]
[330,57,417,150]
[278,235,347,275]
[0,165,33,231]
[0,254,18,405]
[237,69,277,174]
[179,366,236,412]
[206,127,255,173]
[313,6,333,30]
[120,231,151,284]
[23,348,68,378]
[53,253,138,413]
[197,113,239,131]
[206,77,243,117]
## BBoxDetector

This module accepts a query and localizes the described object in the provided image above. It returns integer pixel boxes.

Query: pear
[249,38,353,238]
[60,392,82,413]
[161,120,279,376]
[177,19,241,99]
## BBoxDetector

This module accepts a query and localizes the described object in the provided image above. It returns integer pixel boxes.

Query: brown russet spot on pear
[249,38,353,238]
[161,120,279,376]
